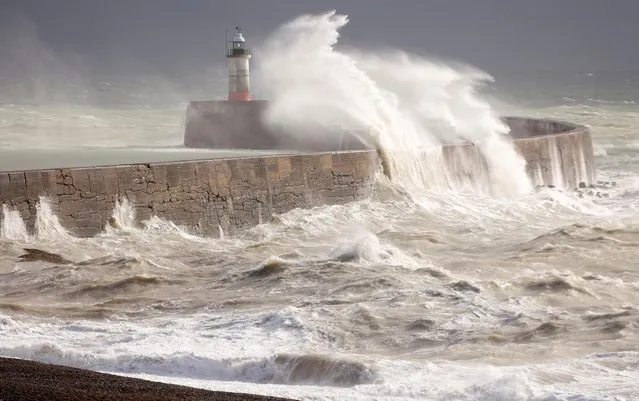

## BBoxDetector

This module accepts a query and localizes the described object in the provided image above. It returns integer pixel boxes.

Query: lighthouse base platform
[184,100,370,152]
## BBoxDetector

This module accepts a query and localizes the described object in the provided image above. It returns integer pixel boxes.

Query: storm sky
[1,0,638,77]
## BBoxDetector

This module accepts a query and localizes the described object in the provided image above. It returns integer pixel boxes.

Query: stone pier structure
[0,151,378,238]
[0,105,596,238]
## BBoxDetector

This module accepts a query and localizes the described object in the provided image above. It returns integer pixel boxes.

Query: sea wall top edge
[0,149,378,174]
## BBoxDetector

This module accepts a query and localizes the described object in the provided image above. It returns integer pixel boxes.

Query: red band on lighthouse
[228,91,251,101]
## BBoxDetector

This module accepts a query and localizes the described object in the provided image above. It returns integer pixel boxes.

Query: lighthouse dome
[233,32,246,43]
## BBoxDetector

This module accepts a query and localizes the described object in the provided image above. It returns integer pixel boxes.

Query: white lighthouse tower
[226,27,251,101]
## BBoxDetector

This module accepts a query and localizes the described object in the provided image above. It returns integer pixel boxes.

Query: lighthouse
[226,27,251,101]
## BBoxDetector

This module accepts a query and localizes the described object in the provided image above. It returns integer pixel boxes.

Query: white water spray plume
[256,10,532,196]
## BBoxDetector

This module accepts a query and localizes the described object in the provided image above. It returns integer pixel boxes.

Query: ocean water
[2,12,639,401]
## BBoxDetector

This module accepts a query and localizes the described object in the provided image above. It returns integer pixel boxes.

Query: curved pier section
[505,117,596,188]
[0,152,378,238]
[435,117,597,190]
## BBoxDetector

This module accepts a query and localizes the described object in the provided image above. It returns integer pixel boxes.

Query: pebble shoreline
[0,357,298,401]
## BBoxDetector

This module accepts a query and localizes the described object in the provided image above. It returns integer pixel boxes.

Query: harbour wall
[0,104,596,238]
[0,151,378,238]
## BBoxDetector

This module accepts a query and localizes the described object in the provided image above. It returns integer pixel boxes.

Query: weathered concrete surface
[0,151,378,238]
[0,147,302,172]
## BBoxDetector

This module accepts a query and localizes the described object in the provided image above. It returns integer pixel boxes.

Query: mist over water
[1,9,639,401]
[258,11,531,196]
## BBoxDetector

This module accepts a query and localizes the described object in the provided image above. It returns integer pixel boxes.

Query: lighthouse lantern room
[226,27,252,101]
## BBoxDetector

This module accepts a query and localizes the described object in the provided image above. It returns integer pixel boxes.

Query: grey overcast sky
[1,0,638,77]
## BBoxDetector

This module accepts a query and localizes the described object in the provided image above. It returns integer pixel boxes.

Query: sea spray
[34,197,73,241]
[110,197,137,231]
[256,10,531,196]
[0,204,30,241]
[2,198,76,242]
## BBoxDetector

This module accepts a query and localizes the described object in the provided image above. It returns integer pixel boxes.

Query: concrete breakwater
[0,113,596,238]
[0,151,378,238]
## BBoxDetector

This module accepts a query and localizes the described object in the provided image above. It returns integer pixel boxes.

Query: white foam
[327,230,382,263]
[0,204,30,241]
[109,197,137,231]
[548,140,566,188]
[575,139,590,185]
[34,197,73,241]
[256,11,531,197]
[2,311,637,400]
[592,143,608,157]
[1,198,77,242]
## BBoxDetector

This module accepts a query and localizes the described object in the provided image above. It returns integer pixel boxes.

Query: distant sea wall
[0,151,378,238]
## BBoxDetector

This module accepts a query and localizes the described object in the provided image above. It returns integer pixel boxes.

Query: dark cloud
[1,0,638,77]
